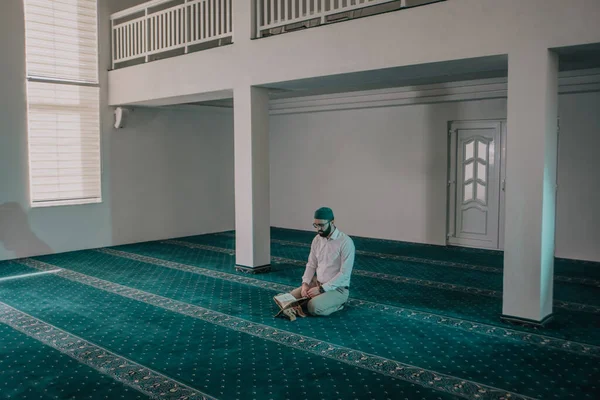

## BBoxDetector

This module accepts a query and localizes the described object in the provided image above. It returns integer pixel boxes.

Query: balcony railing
[110,0,443,67]
[255,0,407,37]
[111,0,233,68]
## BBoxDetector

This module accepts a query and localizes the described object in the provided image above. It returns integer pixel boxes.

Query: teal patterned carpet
[0,227,598,399]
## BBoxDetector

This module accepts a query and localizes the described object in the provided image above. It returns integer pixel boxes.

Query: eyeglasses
[313,221,330,229]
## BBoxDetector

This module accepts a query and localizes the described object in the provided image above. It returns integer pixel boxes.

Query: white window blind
[24,0,98,83]
[24,0,101,207]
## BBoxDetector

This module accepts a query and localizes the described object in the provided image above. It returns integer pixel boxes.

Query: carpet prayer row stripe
[0,302,215,400]
[218,233,600,288]
[164,239,600,314]
[17,257,535,400]
[109,244,600,358]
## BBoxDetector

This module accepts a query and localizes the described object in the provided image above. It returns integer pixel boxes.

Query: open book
[273,293,309,319]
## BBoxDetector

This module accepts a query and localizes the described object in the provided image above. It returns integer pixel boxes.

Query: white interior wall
[109,107,235,245]
[270,99,506,245]
[0,1,235,261]
[0,0,112,261]
[270,93,600,263]
[2,1,597,262]
[555,92,600,262]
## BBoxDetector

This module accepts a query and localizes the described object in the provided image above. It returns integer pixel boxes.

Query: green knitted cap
[314,207,334,220]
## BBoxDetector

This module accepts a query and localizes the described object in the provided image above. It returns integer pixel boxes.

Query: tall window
[24,0,101,207]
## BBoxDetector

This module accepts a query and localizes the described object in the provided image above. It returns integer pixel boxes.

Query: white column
[233,85,271,273]
[231,0,255,41]
[503,47,559,325]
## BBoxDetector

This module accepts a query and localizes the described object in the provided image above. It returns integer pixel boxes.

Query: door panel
[448,121,504,249]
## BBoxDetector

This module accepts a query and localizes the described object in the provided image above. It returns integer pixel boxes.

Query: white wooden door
[447,120,505,249]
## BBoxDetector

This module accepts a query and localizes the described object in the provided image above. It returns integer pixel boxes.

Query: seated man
[290,207,356,316]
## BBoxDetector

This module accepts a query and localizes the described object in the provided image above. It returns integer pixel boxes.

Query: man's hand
[301,283,309,298]
[307,286,321,298]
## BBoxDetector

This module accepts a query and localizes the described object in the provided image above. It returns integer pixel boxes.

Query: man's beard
[318,225,332,237]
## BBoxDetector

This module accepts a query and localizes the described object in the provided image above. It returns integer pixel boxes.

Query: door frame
[446,119,507,250]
